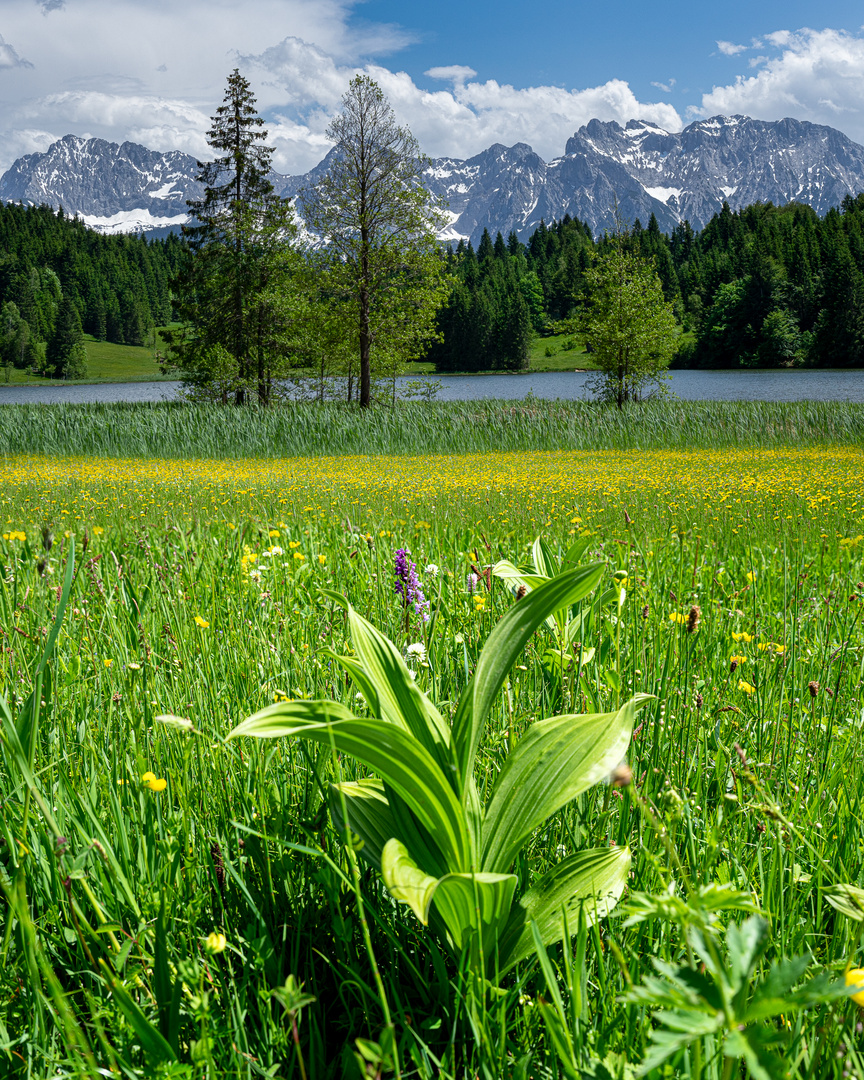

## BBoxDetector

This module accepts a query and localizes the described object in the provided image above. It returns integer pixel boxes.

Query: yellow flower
[4,530,26,542]
[289,540,301,549]
[268,529,280,538]
[747,571,756,582]
[141,772,167,792]
[205,932,227,955]
[732,631,754,643]
[730,655,747,665]
[293,552,305,561]
[104,658,113,668]
[474,595,486,611]
[318,554,326,564]
[92,526,104,536]
[669,612,687,624]
[738,679,756,695]
[845,968,864,1007]
[194,616,210,628]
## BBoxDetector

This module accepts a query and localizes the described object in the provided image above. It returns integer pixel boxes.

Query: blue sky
[1,0,864,174]
[357,0,864,99]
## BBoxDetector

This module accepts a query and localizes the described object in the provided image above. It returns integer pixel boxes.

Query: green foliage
[45,293,87,379]
[581,245,677,407]
[0,203,177,351]
[229,571,643,975]
[301,75,451,405]
[164,69,304,405]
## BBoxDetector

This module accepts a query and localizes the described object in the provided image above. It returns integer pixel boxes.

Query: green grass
[1,330,178,385]
[4,399,864,459]
[1,457,864,1078]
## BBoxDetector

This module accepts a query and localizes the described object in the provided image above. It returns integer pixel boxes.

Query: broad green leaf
[322,650,381,717]
[490,560,549,592]
[381,839,516,955]
[433,871,516,956]
[229,701,471,869]
[347,606,451,764]
[452,564,605,797]
[380,838,439,923]
[824,882,864,922]
[561,537,591,571]
[482,697,648,872]
[328,779,395,869]
[498,846,631,971]
[532,537,559,578]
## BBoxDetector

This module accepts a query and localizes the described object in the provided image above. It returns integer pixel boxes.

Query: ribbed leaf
[491,560,549,593]
[328,779,395,869]
[481,696,649,872]
[322,650,381,718]
[229,701,470,869]
[381,839,517,955]
[561,537,591,571]
[380,838,439,923]
[451,564,605,796]
[433,870,517,955]
[347,606,451,762]
[532,537,559,578]
[498,846,631,971]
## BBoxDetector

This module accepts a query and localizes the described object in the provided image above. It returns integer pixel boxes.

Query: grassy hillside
[2,332,177,385]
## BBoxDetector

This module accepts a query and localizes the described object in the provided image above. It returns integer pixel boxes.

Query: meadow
[2,402,864,1078]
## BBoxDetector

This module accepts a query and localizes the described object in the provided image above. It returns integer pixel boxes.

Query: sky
[1,0,864,175]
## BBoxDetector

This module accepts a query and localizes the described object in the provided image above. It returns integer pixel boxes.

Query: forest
[0,203,181,377]
[432,193,864,371]
[4,190,864,378]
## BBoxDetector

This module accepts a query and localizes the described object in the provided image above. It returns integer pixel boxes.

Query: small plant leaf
[381,839,516,956]
[329,778,395,869]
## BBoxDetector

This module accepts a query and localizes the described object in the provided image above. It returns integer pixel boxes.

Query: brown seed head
[695,692,704,710]
[808,681,819,698]
[686,605,701,633]
[730,659,738,673]
[611,763,632,789]
[515,584,527,601]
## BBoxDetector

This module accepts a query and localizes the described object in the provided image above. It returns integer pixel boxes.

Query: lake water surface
[5,369,864,404]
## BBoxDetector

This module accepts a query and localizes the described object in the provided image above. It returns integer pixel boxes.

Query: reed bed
[5,398,864,459]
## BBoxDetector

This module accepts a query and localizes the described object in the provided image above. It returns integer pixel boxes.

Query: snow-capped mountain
[3,115,864,243]
[0,134,201,234]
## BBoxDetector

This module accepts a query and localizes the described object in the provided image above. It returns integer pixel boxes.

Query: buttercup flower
[205,932,227,955]
[194,616,209,628]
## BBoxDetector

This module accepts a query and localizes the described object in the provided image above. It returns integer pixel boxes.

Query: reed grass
[4,398,864,460]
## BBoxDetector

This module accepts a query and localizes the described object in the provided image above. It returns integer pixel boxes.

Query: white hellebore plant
[229,563,649,975]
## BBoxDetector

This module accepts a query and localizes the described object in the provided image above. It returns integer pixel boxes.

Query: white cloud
[651,78,676,93]
[246,36,683,171]
[717,41,749,56]
[425,65,477,84]
[0,34,33,68]
[695,28,864,141]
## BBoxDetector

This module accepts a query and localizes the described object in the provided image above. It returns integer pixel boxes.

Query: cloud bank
[1,4,864,179]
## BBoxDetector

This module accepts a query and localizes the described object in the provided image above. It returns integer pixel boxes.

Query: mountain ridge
[3,115,864,244]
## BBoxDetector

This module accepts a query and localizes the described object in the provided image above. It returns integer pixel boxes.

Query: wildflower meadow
[3,400,864,1078]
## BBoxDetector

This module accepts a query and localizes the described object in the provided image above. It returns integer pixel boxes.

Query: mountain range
[3,114,864,244]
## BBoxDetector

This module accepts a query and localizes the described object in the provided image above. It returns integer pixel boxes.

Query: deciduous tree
[301,75,450,407]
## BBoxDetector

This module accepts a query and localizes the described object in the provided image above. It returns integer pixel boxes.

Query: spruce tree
[46,294,87,379]
[167,69,301,404]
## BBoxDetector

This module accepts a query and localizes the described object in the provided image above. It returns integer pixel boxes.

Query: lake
[5,369,864,403]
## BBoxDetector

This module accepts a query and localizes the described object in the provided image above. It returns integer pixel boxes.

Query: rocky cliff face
[4,115,864,243]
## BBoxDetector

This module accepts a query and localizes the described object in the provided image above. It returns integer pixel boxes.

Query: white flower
[425,563,439,577]
[269,545,283,556]
[249,568,263,584]
[466,572,479,593]
[406,642,427,663]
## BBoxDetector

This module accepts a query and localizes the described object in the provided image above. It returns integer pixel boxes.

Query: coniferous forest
[6,191,864,376]
[431,193,864,371]
[0,203,181,377]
